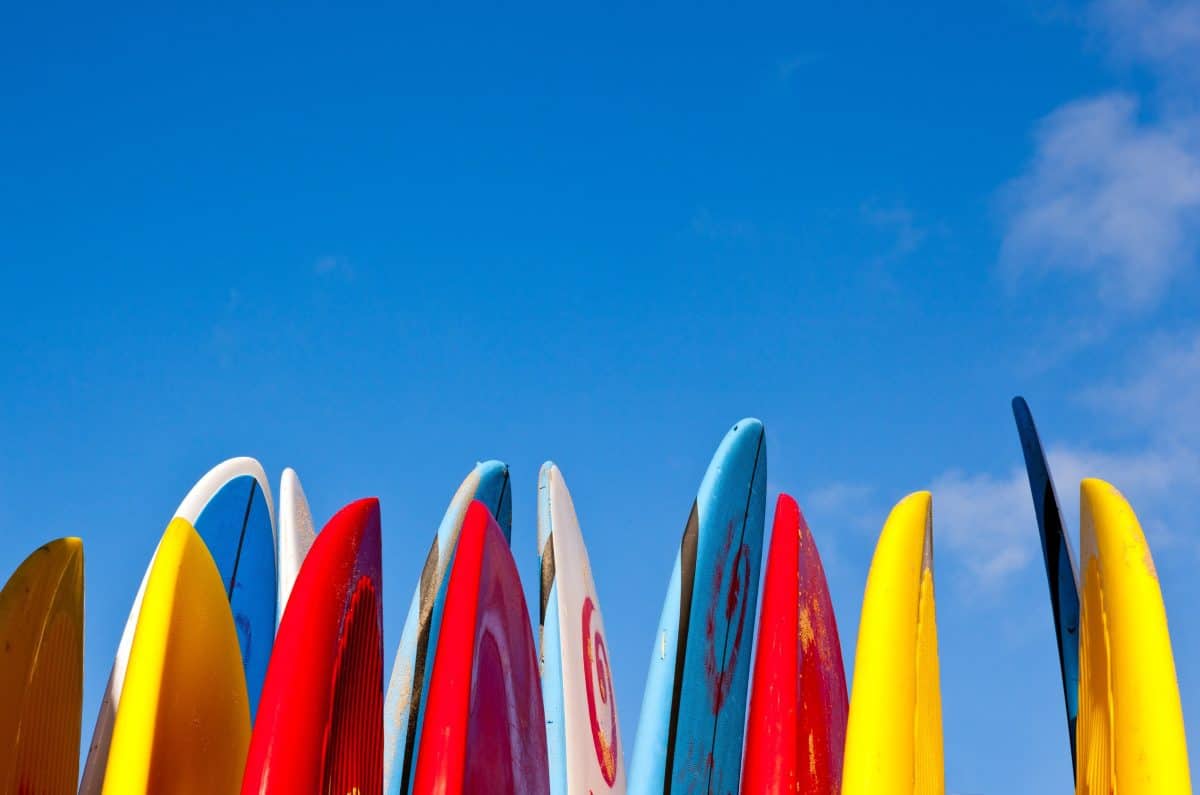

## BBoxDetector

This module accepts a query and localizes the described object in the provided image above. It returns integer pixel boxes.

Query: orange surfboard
[0,538,84,795]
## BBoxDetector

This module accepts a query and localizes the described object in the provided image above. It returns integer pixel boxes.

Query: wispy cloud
[1088,0,1200,81]
[862,202,929,263]
[999,93,1200,309]
[691,208,756,241]
[776,52,822,80]
[999,0,1200,313]
[931,467,1034,587]
[1082,329,1200,443]
[314,255,355,280]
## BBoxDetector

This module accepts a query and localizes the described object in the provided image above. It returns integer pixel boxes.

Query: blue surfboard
[383,460,512,795]
[173,457,277,719]
[628,419,766,795]
[1012,396,1080,777]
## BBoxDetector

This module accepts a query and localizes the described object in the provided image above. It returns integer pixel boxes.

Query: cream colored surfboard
[538,463,626,795]
[276,467,317,625]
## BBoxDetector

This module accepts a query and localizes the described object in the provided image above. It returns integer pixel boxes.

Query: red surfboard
[742,494,848,794]
[412,500,549,795]
[241,498,383,795]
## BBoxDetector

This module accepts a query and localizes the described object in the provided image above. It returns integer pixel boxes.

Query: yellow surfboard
[1077,478,1192,794]
[102,518,251,795]
[841,491,944,795]
[0,537,84,795]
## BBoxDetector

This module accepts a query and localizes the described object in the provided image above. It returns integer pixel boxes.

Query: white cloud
[999,0,1200,312]
[1000,93,1200,308]
[314,255,355,279]
[1089,0,1200,79]
[691,209,755,241]
[930,438,1199,591]
[931,467,1034,587]
[861,202,929,265]
[1082,329,1200,443]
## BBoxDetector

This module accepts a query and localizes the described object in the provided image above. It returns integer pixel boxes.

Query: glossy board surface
[241,498,383,795]
[101,519,250,795]
[1012,396,1080,773]
[841,491,944,795]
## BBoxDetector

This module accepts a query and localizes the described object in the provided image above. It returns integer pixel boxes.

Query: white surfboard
[276,467,317,626]
[538,463,626,795]
[79,457,277,795]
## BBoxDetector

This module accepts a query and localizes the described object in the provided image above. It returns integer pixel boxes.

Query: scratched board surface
[1011,396,1080,775]
[629,419,766,795]
[384,461,512,795]
[538,463,626,795]
[79,457,277,795]
[1076,480,1192,793]
[741,495,847,794]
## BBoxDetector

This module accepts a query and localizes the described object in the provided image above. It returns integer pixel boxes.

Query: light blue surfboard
[79,457,277,794]
[383,460,512,795]
[628,419,766,795]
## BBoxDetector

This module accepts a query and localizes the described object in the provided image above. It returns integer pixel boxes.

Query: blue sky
[3,1,1199,791]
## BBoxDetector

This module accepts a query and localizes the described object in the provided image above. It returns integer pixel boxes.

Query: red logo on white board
[582,597,618,786]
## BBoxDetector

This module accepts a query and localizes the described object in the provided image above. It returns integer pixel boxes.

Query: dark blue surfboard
[1012,396,1079,776]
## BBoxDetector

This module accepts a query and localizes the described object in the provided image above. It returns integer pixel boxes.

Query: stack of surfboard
[0,411,1191,794]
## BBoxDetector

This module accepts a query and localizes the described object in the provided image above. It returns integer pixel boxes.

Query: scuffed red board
[742,494,848,794]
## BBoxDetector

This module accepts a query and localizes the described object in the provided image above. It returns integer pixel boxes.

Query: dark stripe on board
[227,480,258,599]
[663,500,699,794]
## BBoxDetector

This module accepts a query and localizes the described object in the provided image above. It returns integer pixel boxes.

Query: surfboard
[537,462,625,795]
[411,500,548,795]
[101,518,250,794]
[384,460,512,795]
[628,418,767,795]
[81,457,277,794]
[841,491,943,795]
[1076,479,1192,793]
[741,494,848,794]
[276,467,316,626]
[1012,396,1079,774]
[241,498,383,795]
[0,537,83,795]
